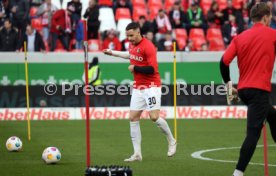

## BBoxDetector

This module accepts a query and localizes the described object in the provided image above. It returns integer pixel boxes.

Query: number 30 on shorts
[148,97,156,105]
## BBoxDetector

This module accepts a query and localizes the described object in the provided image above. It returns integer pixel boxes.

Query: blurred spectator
[157,32,178,51]
[113,0,132,15]
[248,0,261,12]
[271,1,276,29]
[207,1,223,28]
[184,40,195,52]
[138,15,152,36]
[75,20,84,49]
[121,38,130,51]
[102,29,121,50]
[153,9,172,42]
[83,57,102,86]
[2,0,9,17]
[9,0,29,37]
[30,0,43,7]
[200,43,209,51]
[266,0,273,8]
[145,31,157,47]
[222,0,244,33]
[50,9,72,51]
[242,2,249,28]
[222,14,238,45]
[0,18,18,51]
[83,0,100,39]
[0,0,6,26]
[36,0,58,42]
[18,23,45,52]
[186,2,206,33]
[169,1,187,29]
[67,0,82,30]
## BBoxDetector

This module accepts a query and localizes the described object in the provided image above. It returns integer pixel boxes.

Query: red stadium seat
[132,0,146,8]
[148,0,163,9]
[217,0,228,10]
[174,29,188,50]
[176,38,187,50]
[88,39,101,52]
[54,49,67,52]
[182,0,193,11]
[149,6,160,21]
[232,0,245,10]
[206,28,223,41]
[133,7,148,21]
[115,8,131,20]
[31,18,42,31]
[174,29,188,39]
[165,0,176,11]
[200,0,213,15]
[209,38,225,51]
[191,37,207,51]
[189,28,205,40]
[98,0,113,7]
[56,40,64,50]
[29,7,38,17]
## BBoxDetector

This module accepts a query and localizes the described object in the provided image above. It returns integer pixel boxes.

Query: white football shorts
[130,87,161,111]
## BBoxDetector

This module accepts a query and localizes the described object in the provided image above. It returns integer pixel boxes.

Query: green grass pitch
[0,119,275,176]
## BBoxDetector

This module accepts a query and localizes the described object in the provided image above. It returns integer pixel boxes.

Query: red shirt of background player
[223,23,276,92]
[128,38,161,89]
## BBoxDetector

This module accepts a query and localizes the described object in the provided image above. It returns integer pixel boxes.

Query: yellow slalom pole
[173,42,177,141]
[24,42,31,141]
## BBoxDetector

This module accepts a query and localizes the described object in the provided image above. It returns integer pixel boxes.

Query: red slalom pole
[83,20,91,168]
[263,124,269,176]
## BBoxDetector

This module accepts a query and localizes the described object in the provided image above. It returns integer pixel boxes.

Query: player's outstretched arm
[102,49,130,59]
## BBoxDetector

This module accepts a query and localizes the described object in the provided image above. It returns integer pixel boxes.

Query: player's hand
[226,81,240,104]
[103,49,112,56]
[128,65,135,73]
[232,87,238,96]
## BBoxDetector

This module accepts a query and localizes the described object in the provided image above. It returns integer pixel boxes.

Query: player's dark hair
[125,22,141,31]
[250,2,271,22]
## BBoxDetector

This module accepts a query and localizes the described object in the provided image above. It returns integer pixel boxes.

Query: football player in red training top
[103,22,177,162]
[220,2,276,176]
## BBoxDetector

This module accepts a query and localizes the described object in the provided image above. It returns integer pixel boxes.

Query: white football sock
[130,121,141,156]
[233,169,244,176]
[155,118,176,145]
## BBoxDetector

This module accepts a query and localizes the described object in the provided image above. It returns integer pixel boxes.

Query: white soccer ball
[42,147,61,164]
[6,136,23,152]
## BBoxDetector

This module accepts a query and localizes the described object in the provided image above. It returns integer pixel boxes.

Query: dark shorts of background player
[236,88,276,172]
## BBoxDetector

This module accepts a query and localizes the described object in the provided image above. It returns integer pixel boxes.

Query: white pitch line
[191,145,276,167]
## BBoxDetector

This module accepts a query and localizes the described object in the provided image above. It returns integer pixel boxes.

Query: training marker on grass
[24,41,31,141]
[173,41,177,141]
[263,123,269,176]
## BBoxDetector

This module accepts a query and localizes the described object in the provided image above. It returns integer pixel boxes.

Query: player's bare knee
[129,110,142,122]
[149,110,160,122]
[150,115,159,122]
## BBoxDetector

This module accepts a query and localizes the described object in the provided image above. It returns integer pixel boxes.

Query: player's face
[126,29,141,45]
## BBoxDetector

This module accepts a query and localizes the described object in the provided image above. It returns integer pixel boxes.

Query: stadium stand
[2,0,274,52]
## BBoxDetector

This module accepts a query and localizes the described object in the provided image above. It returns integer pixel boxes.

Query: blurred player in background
[220,2,276,176]
[103,22,176,162]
